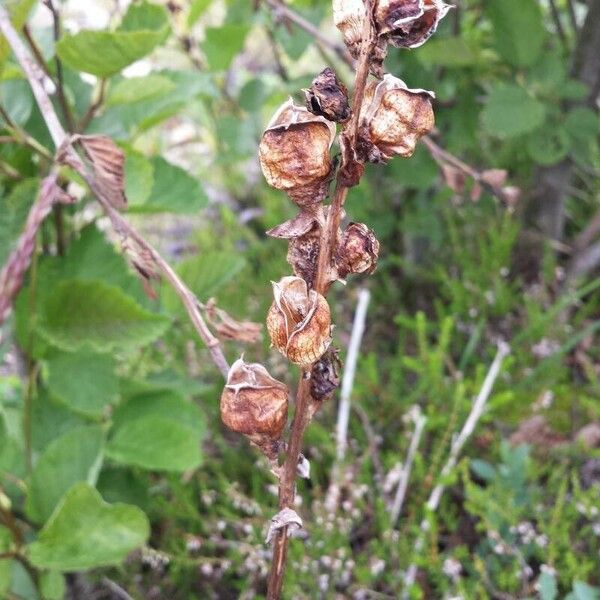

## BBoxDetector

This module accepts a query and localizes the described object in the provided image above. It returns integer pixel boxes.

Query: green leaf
[37,280,169,353]
[418,38,476,67]
[539,572,558,600]
[46,351,118,417]
[0,178,38,266]
[120,0,168,31]
[107,75,175,106]
[26,426,104,524]
[0,527,11,596]
[163,250,246,314]
[482,84,546,138]
[107,417,202,472]
[0,79,33,125]
[56,2,169,78]
[124,148,155,208]
[470,459,497,481]
[188,0,211,26]
[527,127,571,166]
[0,0,37,67]
[107,389,204,472]
[203,24,250,71]
[137,157,208,213]
[572,582,600,600]
[564,107,600,142]
[39,571,65,600]
[485,0,546,67]
[28,483,149,571]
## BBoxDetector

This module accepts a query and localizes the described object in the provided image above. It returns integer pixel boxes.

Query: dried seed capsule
[304,67,351,123]
[386,0,451,48]
[259,98,336,207]
[336,222,380,278]
[360,74,435,162]
[332,0,367,59]
[375,0,425,35]
[220,358,289,459]
[266,276,332,367]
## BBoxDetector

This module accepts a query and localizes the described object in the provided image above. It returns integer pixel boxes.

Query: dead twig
[0,6,230,379]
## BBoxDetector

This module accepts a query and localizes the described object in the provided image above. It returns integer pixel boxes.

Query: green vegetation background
[0,0,599,598]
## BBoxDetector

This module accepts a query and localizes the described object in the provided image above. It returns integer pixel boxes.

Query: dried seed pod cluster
[267,276,332,367]
[223,0,446,464]
[220,358,289,460]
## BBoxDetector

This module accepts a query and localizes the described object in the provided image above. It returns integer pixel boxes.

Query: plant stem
[266,9,376,598]
[0,5,230,379]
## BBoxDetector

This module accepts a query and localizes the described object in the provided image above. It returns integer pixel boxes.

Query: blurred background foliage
[0,0,599,598]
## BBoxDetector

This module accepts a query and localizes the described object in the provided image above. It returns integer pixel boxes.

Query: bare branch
[0,5,230,379]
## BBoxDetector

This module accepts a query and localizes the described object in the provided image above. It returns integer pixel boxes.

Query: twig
[0,5,230,379]
[324,289,372,513]
[78,78,107,133]
[566,0,579,33]
[0,173,61,325]
[390,412,427,526]
[402,342,510,596]
[336,288,371,460]
[41,0,76,131]
[263,0,351,64]
[101,577,135,600]
[548,0,568,48]
[266,9,376,598]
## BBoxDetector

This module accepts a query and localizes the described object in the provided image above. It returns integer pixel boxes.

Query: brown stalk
[0,5,230,379]
[266,7,376,599]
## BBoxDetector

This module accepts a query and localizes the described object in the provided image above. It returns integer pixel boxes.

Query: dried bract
[266,276,332,367]
[304,67,351,123]
[332,0,367,59]
[220,358,289,459]
[375,0,424,35]
[360,74,435,162]
[336,222,380,277]
[205,299,262,344]
[259,99,336,207]
[386,0,451,48]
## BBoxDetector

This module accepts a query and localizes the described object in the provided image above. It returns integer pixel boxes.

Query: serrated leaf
[124,149,154,208]
[482,84,546,138]
[418,38,476,67]
[0,178,38,266]
[0,0,37,67]
[28,483,149,571]
[203,24,250,71]
[107,75,175,106]
[539,572,558,600]
[163,251,246,314]
[527,127,571,166]
[485,0,546,67]
[107,416,202,472]
[37,279,169,353]
[26,426,104,524]
[107,388,204,472]
[46,351,118,417]
[136,157,207,213]
[0,79,33,125]
[565,108,600,141]
[55,2,168,78]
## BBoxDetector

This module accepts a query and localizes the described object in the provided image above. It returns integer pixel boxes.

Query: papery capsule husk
[259,99,336,207]
[375,0,425,35]
[332,0,367,59]
[386,0,451,48]
[220,358,289,459]
[266,276,332,367]
[359,74,435,163]
[304,67,351,123]
[336,222,380,278]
